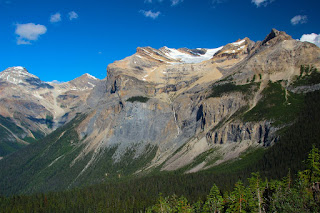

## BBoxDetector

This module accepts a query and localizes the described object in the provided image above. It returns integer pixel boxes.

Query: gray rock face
[206,121,275,146]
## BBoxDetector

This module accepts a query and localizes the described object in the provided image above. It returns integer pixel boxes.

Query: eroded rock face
[206,121,275,146]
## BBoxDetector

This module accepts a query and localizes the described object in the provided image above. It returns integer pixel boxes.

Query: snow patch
[88,82,96,87]
[84,73,98,80]
[224,50,236,54]
[232,39,246,46]
[13,66,25,70]
[164,46,223,64]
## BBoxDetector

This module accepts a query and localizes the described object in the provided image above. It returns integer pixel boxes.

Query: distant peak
[0,66,39,85]
[83,73,98,80]
[262,29,292,46]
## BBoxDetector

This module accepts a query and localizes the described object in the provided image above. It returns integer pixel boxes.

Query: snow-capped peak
[84,73,98,80]
[12,66,26,71]
[0,66,38,85]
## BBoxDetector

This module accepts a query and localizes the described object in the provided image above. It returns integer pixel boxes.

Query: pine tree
[226,180,247,213]
[299,146,320,187]
[247,173,264,213]
[203,184,224,213]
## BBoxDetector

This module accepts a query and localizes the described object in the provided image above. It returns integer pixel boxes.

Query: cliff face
[1,29,320,192]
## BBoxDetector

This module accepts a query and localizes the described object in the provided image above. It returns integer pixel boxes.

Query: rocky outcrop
[206,121,276,146]
[261,28,292,46]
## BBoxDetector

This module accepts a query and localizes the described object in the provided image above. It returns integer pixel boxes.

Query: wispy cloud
[211,0,226,8]
[68,11,79,20]
[291,15,308,25]
[144,0,164,3]
[143,0,182,6]
[140,10,161,19]
[251,0,274,7]
[50,80,64,84]
[15,23,47,45]
[171,0,183,6]
[50,12,62,23]
[300,33,320,47]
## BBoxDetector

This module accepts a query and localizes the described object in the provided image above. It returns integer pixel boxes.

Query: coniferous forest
[1,147,319,212]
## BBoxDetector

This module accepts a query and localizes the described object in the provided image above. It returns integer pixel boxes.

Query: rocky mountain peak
[0,66,39,85]
[83,73,98,80]
[67,73,100,90]
[9,66,28,72]
[261,28,292,46]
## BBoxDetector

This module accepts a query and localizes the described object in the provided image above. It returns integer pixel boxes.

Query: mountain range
[0,29,320,195]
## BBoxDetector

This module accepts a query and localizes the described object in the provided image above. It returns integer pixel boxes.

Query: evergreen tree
[299,145,320,185]
[203,184,223,213]
[226,180,247,213]
[247,173,264,213]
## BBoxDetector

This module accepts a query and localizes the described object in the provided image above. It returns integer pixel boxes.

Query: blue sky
[0,0,319,82]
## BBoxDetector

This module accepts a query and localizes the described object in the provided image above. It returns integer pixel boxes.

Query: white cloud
[171,0,183,6]
[15,23,47,45]
[17,39,31,45]
[140,10,161,19]
[144,0,164,3]
[50,12,61,23]
[300,33,320,47]
[251,0,274,7]
[68,11,79,20]
[291,15,308,25]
